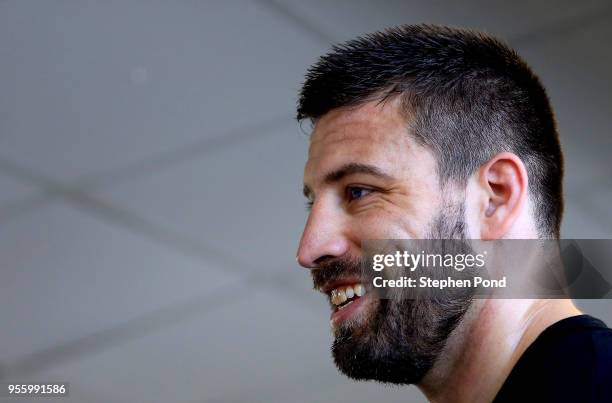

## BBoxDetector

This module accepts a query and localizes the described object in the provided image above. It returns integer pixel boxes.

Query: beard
[311,202,474,385]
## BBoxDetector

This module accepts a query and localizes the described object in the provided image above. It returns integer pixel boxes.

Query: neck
[418,298,581,403]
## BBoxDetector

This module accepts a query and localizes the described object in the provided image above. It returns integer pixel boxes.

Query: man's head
[296,25,563,384]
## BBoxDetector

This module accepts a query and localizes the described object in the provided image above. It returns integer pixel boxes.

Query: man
[295,24,612,402]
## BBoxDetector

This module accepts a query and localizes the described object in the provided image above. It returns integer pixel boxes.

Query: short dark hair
[297,24,563,238]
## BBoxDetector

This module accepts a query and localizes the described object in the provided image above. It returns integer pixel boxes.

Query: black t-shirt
[494,315,612,403]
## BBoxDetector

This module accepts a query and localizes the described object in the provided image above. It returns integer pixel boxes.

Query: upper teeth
[330,284,365,306]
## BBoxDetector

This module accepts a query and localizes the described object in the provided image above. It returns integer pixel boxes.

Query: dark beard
[313,203,473,385]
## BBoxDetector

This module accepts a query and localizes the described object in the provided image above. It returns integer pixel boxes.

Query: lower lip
[330,295,367,324]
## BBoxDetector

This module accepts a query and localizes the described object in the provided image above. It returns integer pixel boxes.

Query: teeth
[329,283,366,306]
[330,289,341,305]
[337,300,354,310]
[330,290,337,305]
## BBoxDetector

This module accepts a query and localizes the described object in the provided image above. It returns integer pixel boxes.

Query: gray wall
[0,1,611,402]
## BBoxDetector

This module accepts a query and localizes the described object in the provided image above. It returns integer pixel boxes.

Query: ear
[478,152,528,240]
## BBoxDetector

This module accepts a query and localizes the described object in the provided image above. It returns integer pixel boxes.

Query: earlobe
[479,153,528,240]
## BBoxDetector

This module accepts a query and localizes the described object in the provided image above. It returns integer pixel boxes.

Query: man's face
[298,99,472,384]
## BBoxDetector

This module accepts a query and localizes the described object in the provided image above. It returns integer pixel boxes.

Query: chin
[330,299,434,385]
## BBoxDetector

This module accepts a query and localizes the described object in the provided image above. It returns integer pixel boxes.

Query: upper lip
[318,277,364,295]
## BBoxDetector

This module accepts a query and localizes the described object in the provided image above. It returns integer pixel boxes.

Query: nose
[296,199,350,269]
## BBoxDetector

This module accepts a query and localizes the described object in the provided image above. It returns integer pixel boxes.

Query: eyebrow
[303,162,393,199]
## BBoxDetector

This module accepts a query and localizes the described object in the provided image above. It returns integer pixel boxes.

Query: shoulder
[495,315,612,403]
[534,315,612,369]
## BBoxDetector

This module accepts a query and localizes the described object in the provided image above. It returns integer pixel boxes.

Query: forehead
[309,99,407,155]
[305,99,425,183]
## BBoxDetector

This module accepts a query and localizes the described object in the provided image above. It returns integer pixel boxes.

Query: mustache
[311,257,364,290]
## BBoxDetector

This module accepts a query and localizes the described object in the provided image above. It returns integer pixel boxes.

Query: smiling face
[297,98,473,384]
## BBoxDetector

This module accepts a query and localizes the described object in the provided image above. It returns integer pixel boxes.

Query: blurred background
[0,1,611,402]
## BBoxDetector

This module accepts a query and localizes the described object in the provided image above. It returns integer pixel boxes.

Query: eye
[305,200,314,211]
[346,186,373,201]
